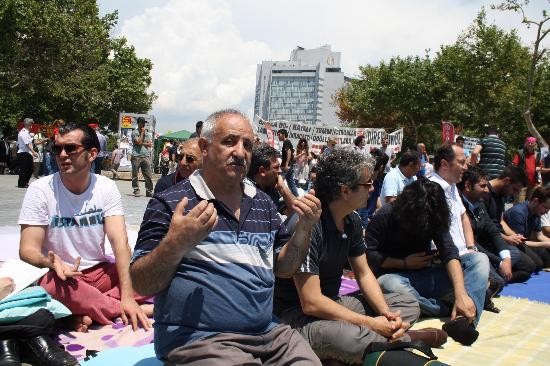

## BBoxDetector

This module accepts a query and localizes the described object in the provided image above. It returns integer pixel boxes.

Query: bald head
[178,138,202,179]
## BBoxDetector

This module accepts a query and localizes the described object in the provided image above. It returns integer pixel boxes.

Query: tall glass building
[254,45,345,126]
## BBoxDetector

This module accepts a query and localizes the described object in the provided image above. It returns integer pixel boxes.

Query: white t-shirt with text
[18,173,124,269]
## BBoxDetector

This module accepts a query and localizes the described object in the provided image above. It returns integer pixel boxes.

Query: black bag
[363,340,450,366]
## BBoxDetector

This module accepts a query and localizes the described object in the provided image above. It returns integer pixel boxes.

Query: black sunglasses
[176,153,198,163]
[53,144,85,155]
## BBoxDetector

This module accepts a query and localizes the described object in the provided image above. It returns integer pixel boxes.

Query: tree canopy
[336,10,549,152]
[0,0,156,136]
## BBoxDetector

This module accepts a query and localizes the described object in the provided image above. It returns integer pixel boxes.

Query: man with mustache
[131,109,323,365]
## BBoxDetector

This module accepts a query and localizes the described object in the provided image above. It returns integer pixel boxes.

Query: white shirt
[430,172,468,255]
[17,128,33,154]
[542,212,550,228]
[18,174,124,269]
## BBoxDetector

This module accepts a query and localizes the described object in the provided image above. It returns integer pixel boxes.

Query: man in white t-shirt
[18,123,152,332]
[17,118,38,188]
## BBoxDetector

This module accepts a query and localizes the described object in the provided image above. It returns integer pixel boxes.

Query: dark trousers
[0,309,54,340]
[17,152,33,187]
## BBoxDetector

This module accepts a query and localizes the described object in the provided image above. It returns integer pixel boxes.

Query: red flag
[441,121,455,144]
[265,122,275,147]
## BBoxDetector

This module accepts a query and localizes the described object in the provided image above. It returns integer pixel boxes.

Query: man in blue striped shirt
[130,109,322,365]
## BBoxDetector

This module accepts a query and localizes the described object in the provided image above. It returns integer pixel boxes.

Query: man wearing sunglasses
[153,138,202,194]
[18,123,152,333]
[274,149,445,365]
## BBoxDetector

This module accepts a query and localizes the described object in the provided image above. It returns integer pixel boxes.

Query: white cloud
[108,0,548,133]
[119,0,273,132]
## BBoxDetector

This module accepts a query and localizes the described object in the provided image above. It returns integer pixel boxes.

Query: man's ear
[198,138,208,156]
[88,147,98,162]
[258,165,267,177]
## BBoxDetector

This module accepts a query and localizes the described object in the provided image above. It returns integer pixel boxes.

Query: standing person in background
[277,128,298,196]
[189,120,203,138]
[131,117,153,197]
[416,142,429,178]
[512,136,542,203]
[110,144,124,180]
[0,132,11,175]
[455,136,470,160]
[322,137,337,157]
[91,124,107,175]
[541,149,550,186]
[470,126,506,179]
[380,136,396,176]
[32,130,46,179]
[354,135,369,155]
[293,138,311,191]
[17,118,38,188]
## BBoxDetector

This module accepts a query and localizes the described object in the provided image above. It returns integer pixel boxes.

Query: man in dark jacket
[458,166,535,312]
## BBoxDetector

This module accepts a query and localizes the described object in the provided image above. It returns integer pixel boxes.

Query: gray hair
[315,147,375,203]
[23,118,34,125]
[201,109,255,142]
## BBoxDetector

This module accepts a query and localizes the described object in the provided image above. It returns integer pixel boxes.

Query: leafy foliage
[336,10,550,152]
[0,0,156,136]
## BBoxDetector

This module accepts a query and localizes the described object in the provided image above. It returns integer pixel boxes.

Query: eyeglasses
[177,153,198,164]
[357,180,374,188]
[53,144,85,155]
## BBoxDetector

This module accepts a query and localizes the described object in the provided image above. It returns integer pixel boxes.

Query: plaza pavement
[0,173,159,230]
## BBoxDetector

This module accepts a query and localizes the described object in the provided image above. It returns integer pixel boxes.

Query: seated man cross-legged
[274,149,447,366]
[18,123,152,332]
[130,109,323,365]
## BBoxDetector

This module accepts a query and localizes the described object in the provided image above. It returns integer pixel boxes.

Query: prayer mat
[411,296,550,365]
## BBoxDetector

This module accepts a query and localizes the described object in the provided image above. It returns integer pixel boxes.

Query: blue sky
[98,0,548,134]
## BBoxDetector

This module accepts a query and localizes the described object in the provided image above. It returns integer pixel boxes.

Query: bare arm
[470,145,482,165]
[19,225,82,279]
[130,198,218,296]
[524,231,550,248]
[446,259,476,323]
[104,215,151,330]
[134,128,145,145]
[275,191,321,278]
[275,175,297,214]
[462,212,475,247]
[293,272,405,339]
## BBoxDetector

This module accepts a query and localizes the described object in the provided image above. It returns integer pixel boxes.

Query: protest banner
[254,119,403,155]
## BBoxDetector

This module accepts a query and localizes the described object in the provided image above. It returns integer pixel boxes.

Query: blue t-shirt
[132,171,291,359]
[503,201,541,238]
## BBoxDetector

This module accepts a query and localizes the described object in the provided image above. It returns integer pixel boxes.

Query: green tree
[0,0,155,136]
[493,0,549,147]
[336,55,442,149]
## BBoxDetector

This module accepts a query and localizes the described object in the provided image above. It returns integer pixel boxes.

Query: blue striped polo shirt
[132,170,291,359]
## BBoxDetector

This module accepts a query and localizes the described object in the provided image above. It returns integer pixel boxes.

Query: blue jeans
[378,251,489,326]
[285,163,299,196]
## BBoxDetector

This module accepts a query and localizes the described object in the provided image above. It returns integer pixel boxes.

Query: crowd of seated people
[7,112,550,365]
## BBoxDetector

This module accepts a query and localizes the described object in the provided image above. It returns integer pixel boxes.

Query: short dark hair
[137,117,146,124]
[456,136,465,142]
[531,186,550,203]
[315,148,374,203]
[457,165,488,191]
[196,120,203,128]
[392,178,451,238]
[434,144,455,171]
[399,150,421,167]
[498,165,527,187]
[354,135,365,146]
[248,144,280,178]
[277,129,288,138]
[58,122,100,151]
[369,147,389,173]
[486,126,498,135]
